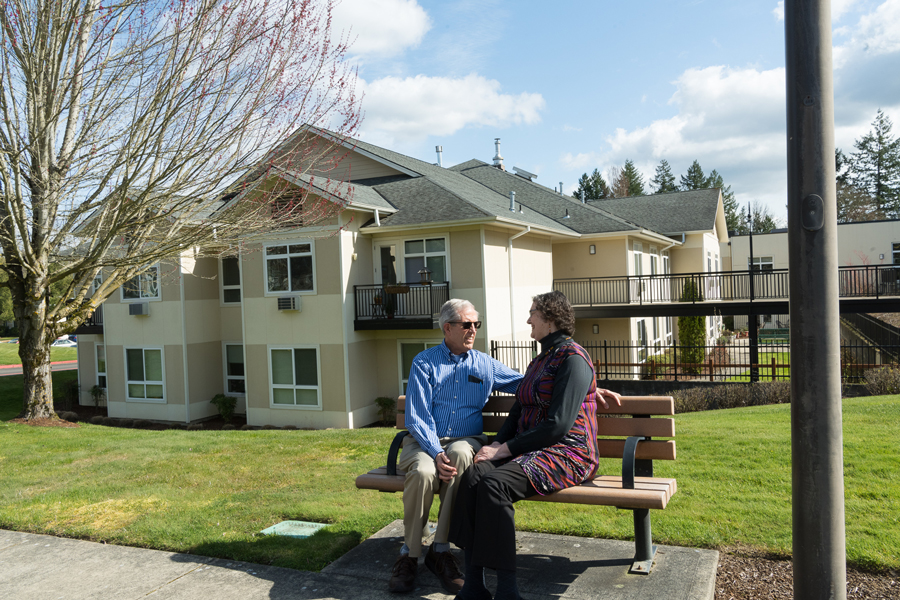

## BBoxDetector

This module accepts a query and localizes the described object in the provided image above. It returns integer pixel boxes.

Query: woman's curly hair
[532,291,576,336]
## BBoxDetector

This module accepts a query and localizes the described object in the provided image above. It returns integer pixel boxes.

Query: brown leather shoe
[389,554,418,593]
[424,546,465,594]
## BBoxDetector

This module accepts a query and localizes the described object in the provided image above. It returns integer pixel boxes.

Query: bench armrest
[386,431,410,476]
[621,435,646,489]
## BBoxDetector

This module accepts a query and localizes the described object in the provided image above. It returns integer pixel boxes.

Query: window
[404,238,447,283]
[893,242,900,265]
[749,256,774,270]
[636,319,648,362]
[220,257,242,304]
[125,348,164,401]
[633,242,643,276]
[122,265,160,301]
[223,344,245,395]
[96,344,107,389]
[265,243,315,294]
[662,250,670,274]
[650,246,658,275]
[269,347,321,408]
[707,251,712,273]
[399,341,441,394]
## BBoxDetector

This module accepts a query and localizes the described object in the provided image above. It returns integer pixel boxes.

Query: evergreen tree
[679,160,707,190]
[732,201,780,234]
[650,159,678,193]
[572,168,609,201]
[607,165,630,198]
[622,159,645,196]
[705,169,740,232]
[849,109,900,217]
[677,280,705,374]
[836,148,882,222]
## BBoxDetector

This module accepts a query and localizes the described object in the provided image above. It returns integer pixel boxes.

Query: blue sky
[330,0,900,222]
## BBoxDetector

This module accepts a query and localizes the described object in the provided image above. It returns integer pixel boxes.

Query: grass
[0,393,897,573]
[727,351,791,382]
[0,371,79,421]
[0,338,78,365]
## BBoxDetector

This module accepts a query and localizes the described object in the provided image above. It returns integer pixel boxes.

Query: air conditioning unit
[129,302,150,316]
[277,296,301,312]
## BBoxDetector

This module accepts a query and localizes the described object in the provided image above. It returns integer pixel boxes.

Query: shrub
[670,381,792,414]
[374,396,396,424]
[677,280,705,374]
[119,419,134,428]
[89,385,106,407]
[90,415,104,425]
[240,424,254,430]
[863,366,900,396]
[133,420,151,429]
[222,424,236,431]
[210,394,237,423]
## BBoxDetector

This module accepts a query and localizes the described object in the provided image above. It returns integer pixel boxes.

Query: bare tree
[0,0,361,419]
[606,165,630,198]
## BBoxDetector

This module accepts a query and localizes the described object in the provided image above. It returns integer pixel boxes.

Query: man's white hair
[439,299,478,330]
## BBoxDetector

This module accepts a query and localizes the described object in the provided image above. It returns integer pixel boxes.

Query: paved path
[0,360,77,377]
[0,521,718,600]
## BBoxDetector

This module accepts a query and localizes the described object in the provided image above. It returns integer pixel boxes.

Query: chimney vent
[563,209,570,219]
[580,190,585,204]
[509,191,516,212]
[435,145,443,167]
[559,181,564,195]
[493,138,505,170]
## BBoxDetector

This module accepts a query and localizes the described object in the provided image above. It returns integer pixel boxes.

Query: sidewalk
[0,521,718,599]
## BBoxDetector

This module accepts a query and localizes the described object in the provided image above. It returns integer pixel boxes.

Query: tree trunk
[17,285,57,420]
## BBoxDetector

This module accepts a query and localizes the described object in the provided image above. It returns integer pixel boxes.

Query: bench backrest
[395,394,676,462]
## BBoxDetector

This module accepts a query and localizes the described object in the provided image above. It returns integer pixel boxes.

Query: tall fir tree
[849,109,900,217]
[679,160,707,190]
[622,159,645,196]
[650,159,678,193]
[705,169,740,232]
[836,148,882,222]
[572,168,609,201]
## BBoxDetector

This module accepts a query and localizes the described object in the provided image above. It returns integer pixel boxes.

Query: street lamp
[746,203,758,382]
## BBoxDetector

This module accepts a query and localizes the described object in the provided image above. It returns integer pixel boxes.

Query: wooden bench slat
[596,417,674,438]
[357,468,676,510]
[596,439,676,461]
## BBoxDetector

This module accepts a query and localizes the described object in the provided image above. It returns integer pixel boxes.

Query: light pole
[747,204,759,382]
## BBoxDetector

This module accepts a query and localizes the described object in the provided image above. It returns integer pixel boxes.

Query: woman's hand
[595,388,622,410]
[474,441,511,463]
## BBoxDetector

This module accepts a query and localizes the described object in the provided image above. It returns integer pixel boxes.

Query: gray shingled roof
[452,161,643,235]
[348,138,576,234]
[588,189,721,234]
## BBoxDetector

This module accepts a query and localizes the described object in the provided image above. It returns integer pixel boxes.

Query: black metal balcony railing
[353,282,450,330]
[73,304,104,334]
[554,264,900,308]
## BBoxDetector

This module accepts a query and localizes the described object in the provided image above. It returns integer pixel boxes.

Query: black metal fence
[490,337,900,384]
[842,313,900,361]
[554,264,900,307]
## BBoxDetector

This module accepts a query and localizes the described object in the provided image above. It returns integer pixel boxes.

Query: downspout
[338,213,354,428]
[237,245,248,424]
[508,226,531,347]
[179,254,190,424]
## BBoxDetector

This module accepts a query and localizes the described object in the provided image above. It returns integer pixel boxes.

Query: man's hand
[474,441,511,464]
[435,452,458,481]
[596,388,622,410]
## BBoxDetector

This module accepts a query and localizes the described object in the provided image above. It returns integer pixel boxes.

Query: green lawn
[0,391,897,573]
[0,338,78,365]
[727,351,791,382]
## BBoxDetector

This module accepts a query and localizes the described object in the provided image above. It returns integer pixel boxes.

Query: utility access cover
[260,520,329,539]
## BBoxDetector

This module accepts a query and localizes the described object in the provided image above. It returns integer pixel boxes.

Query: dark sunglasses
[450,321,482,330]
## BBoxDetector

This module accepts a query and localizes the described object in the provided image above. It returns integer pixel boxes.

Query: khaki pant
[398,434,487,558]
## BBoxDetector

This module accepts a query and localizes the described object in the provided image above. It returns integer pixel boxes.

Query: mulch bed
[716,551,898,599]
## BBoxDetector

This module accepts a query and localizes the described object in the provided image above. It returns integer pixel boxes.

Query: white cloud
[331,0,431,59]
[834,0,900,67]
[357,74,545,145]
[773,2,784,21]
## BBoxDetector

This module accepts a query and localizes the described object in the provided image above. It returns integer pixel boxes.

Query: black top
[496,330,594,457]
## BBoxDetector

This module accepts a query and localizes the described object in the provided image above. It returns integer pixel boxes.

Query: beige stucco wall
[552,239,627,279]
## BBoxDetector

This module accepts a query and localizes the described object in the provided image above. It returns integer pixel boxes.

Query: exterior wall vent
[128,302,149,316]
[277,296,301,311]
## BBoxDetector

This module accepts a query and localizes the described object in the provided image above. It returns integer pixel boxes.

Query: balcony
[354,282,449,331]
[73,305,104,335]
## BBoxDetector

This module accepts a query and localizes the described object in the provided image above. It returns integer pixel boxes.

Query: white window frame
[120,264,161,302]
[749,256,774,270]
[219,256,242,305]
[267,345,322,410]
[96,343,107,389]
[636,319,648,363]
[402,236,449,283]
[124,347,166,403]
[222,342,246,396]
[892,242,899,265]
[398,339,442,395]
[632,242,643,276]
[662,249,670,274]
[263,241,316,296]
[649,246,658,276]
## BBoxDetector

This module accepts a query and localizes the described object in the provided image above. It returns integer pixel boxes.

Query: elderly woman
[448,291,620,600]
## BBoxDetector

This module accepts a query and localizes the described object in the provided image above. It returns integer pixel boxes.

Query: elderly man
[389,299,523,594]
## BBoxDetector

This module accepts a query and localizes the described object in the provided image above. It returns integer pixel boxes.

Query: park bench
[356,394,677,575]
[758,328,790,341]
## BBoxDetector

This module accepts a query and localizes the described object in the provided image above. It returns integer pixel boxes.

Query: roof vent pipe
[580,190,585,204]
[493,138,504,170]
[374,209,381,226]
[559,182,564,195]
[509,191,516,212]
[435,145,443,167]
[563,209,570,219]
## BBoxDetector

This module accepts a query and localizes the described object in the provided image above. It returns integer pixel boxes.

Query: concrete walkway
[0,521,718,599]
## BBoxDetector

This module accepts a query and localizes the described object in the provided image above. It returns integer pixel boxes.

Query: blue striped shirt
[405,341,523,458]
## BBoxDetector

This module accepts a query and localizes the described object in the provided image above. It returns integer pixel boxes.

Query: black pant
[448,459,537,571]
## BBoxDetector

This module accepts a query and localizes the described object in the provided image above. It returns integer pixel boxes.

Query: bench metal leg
[629,508,657,575]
